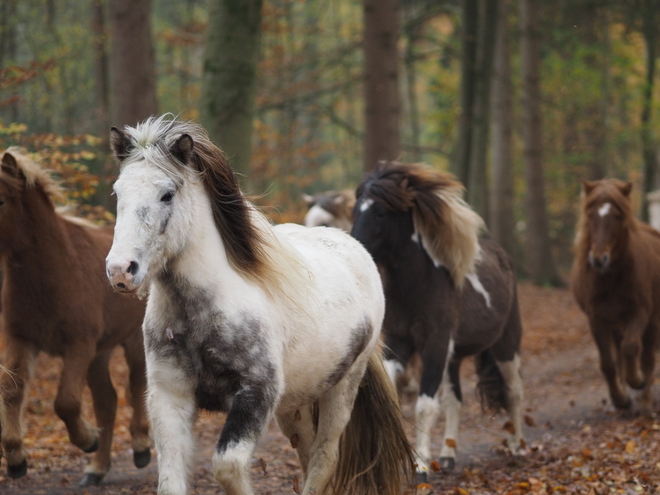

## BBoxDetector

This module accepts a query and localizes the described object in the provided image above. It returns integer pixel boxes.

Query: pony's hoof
[7,459,28,479]
[439,457,455,470]
[133,448,151,468]
[416,470,428,484]
[82,438,100,454]
[613,396,632,410]
[79,472,104,486]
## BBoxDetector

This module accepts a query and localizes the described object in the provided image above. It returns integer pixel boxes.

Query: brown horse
[571,179,660,415]
[0,149,151,485]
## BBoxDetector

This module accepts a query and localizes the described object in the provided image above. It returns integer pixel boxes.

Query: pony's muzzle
[106,258,141,293]
[588,252,610,271]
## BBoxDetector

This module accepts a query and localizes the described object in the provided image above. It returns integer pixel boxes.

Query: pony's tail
[331,351,416,495]
[475,349,508,413]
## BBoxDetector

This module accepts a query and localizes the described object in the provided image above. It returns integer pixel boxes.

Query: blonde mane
[357,162,484,287]
[1,147,64,203]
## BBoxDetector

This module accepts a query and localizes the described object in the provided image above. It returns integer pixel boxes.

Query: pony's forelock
[359,162,484,286]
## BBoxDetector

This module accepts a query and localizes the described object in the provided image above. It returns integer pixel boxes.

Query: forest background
[1,0,659,285]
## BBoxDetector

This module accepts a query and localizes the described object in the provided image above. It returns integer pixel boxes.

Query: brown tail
[331,350,416,495]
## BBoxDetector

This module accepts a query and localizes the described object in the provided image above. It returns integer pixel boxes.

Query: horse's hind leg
[495,355,524,455]
[81,350,117,486]
[439,358,462,470]
[276,404,316,478]
[638,327,658,416]
[122,334,152,468]
[0,339,37,478]
[302,359,367,495]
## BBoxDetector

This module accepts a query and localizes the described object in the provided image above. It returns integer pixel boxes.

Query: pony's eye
[0,198,4,206]
[161,192,174,203]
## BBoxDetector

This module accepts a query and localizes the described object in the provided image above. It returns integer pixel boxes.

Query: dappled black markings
[323,319,371,389]
[145,269,277,420]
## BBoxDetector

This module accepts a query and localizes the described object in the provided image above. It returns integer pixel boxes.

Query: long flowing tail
[331,350,416,495]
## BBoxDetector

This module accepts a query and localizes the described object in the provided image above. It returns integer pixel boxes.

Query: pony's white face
[106,158,195,294]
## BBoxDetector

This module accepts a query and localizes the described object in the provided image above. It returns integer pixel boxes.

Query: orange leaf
[445,438,457,448]
[430,460,441,472]
[524,415,536,427]
[416,483,432,495]
[502,421,516,435]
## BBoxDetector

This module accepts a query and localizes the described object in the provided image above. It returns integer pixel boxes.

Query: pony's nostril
[117,282,126,289]
[127,261,139,275]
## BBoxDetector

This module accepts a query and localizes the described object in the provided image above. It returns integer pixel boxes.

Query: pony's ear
[333,195,346,206]
[1,151,22,179]
[110,127,132,162]
[302,193,315,206]
[170,134,194,165]
[619,181,633,197]
[581,179,596,195]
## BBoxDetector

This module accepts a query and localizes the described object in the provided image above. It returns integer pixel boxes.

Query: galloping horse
[571,179,660,415]
[0,149,151,485]
[302,189,355,232]
[351,162,524,477]
[105,116,415,495]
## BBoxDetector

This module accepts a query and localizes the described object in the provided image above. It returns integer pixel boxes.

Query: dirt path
[2,282,660,494]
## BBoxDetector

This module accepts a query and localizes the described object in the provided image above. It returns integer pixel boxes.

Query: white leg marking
[465,272,491,308]
[496,354,524,455]
[440,370,461,460]
[212,440,255,495]
[598,202,612,217]
[415,394,440,473]
[383,359,404,386]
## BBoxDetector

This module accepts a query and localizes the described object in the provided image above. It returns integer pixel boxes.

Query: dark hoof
[7,459,28,479]
[629,379,646,391]
[614,396,632,410]
[79,472,104,486]
[133,449,151,468]
[440,457,455,471]
[82,438,99,454]
[415,470,428,484]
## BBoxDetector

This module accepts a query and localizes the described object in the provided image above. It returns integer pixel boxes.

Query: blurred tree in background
[1,0,660,281]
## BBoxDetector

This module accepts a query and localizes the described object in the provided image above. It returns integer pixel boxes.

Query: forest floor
[2,282,660,494]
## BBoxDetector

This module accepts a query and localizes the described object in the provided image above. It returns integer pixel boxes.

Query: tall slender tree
[520,0,562,286]
[200,0,263,181]
[363,0,400,171]
[108,0,158,129]
[489,0,516,260]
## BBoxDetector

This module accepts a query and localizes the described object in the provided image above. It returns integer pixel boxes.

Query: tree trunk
[520,0,562,286]
[405,23,421,163]
[200,0,263,180]
[467,0,498,218]
[0,0,19,122]
[108,0,157,129]
[489,0,516,261]
[92,0,110,138]
[452,0,478,186]
[641,0,658,222]
[363,0,400,171]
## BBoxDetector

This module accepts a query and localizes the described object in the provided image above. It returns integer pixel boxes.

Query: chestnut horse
[571,179,660,415]
[0,149,151,485]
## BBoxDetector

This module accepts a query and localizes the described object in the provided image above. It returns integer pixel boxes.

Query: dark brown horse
[351,162,524,478]
[0,149,151,485]
[571,179,660,415]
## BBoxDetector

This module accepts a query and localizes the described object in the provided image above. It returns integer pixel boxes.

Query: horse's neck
[382,237,441,294]
[164,203,248,303]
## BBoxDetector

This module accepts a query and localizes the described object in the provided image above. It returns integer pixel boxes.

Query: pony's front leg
[147,359,196,495]
[0,339,37,478]
[55,343,98,453]
[439,358,462,470]
[212,385,276,495]
[638,327,658,417]
[620,313,650,390]
[414,336,452,479]
[591,322,630,409]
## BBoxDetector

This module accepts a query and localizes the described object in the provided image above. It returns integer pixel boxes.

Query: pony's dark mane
[357,162,484,286]
[575,179,658,265]
[115,117,269,279]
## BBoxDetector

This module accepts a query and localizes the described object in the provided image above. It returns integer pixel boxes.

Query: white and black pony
[104,116,415,495]
[351,162,524,477]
